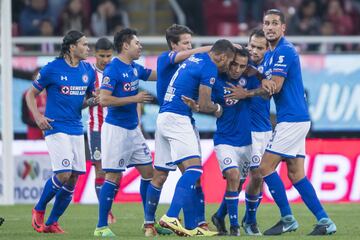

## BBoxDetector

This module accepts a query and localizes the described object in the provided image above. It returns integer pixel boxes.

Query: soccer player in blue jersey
[144,24,212,236]
[93,28,157,237]
[27,30,96,234]
[259,9,336,235]
[211,47,254,236]
[157,39,235,237]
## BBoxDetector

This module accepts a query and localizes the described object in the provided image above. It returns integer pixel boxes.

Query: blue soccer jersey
[159,53,217,118]
[212,74,256,147]
[33,58,95,136]
[157,50,181,106]
[101,57,152,130]
[248,61,272,132]
[263,37,310,123]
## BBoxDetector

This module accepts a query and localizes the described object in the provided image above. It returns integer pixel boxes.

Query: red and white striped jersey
[88,65,107,132]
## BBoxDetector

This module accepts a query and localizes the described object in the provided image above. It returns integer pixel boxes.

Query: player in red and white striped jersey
[87,37,115,224]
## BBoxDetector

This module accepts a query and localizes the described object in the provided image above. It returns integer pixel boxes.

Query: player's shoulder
[276,37,297,55]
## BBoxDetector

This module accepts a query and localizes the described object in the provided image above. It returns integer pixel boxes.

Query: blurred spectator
[57,0,91,35]
[91,0,128,36]
[325,0,354,35]
[21,68,47,140]
[175,0,206,35]
[39,19,55,53]
[19,0,53,36]
[237,0,265,32]
[288,0,321,35]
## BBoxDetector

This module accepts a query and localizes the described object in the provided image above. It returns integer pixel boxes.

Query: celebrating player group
[28,8,336,237]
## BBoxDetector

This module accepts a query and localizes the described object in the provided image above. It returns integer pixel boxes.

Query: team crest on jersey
[118,159,125,167]
[223,157,232,165]
[133,68,138,77]
[62,159,70,167]
[93,149,101,161]
[238,77,247,87]
[61,86,70,95]
[252,155,261,164]
[209,77,216,85]
[82,74,89,83]
[257,66,264,74]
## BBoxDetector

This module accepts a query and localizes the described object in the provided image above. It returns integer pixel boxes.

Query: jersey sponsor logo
[62,159,70,167]
[223,157,232,165]
[224,87,239,106]
[210,77,216,85]
[188,55,203,64]
[60,75,68,81]
[123,80,139,92]
[61,86,70,95]
[278,55,285,63]
[60,85,87,95]
[82,74,89,83]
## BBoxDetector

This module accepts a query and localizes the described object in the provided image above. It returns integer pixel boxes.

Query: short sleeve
[101,66,118,93]
[133,62,152,81]
[199,62,217,88]
[271,46,295,78]
[86,67,96,94]
[32,65,51,91]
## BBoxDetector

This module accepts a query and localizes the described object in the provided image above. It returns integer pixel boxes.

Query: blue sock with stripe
[225,191,239,227]
[245,193,259,224]
[294,177,328,221]
[264,172,292,217]
[97,180,118,228]
[167,166,202,225]
[195,186,206,225]
[144,183,161,223]
[46,184,74,225]
[140,178,151,212]
[35,175,62,211]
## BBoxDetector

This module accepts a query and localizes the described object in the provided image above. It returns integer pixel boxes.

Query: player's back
[33,58,95,136]
[157,51,182,106]
[212,74,252,147]
[263,37,309,123]
[160,53,217,117]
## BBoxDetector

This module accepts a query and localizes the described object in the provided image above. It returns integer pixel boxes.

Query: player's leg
[286,137,336,235]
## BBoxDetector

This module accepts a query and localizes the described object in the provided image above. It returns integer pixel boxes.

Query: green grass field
[0,203,359,239]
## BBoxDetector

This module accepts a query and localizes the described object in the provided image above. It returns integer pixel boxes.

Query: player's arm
[268,75,284,94]
[25,86,53,130]
[99,89,153,107]
[173,46,212,63]
[198,84,223,118]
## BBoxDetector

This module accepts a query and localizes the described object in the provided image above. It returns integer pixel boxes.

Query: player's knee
[152,171,168,187]
[225,169,240,186]
[287,171,304,184]
[55,172,72,184]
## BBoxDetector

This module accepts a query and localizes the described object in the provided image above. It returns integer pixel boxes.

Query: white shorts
[214,144,252,179]
[101,122,152,172]
[155,112,201,170]
[251,131,273,168]
[45,133,86,174]
[265,121,311,158]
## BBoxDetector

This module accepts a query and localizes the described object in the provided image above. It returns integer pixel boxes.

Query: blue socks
[97,180,118,228]
[215,195,227,219]
[144,183,162,223]
[167,166,202,227]
[140,178,151,212]
[46,184,74,225]
[294,177,328,221]
[225,191,239,227]
[195,186,205,225]
[35,175,62,211]
[245,193,259,224]
[264,172,292,217]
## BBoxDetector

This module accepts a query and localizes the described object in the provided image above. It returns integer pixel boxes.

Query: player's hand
[262,80,277,95]
[135,91,153,103]
[34,114,54,130]
[181,95,199,112]
[233,43,243,50]
[225,82,248,100]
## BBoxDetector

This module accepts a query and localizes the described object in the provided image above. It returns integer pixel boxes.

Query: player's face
[127,35,142,60]
[228,55,248,79]
[216,52,235,73]
[263,14,285,43]
[95,49,113,70]
[172,33,192,52]
[248,36,267,64]
[73,36,90,60]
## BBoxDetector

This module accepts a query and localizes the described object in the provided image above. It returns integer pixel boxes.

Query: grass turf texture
[1,203,359,239]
